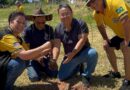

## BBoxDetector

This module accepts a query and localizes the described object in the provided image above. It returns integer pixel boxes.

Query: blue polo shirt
[24,24,54,49]
[55,18,90,54]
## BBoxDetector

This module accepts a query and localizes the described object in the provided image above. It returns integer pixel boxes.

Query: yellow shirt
[0,28,28,57]
[94,0,130,38]
[17,5,24,12]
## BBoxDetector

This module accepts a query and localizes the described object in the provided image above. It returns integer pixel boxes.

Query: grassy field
[0,2,125,90]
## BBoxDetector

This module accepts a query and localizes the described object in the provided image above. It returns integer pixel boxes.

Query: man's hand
[35,56,46,67]
[48,59,58,70]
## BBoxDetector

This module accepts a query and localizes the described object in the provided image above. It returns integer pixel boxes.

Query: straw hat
[26,8,53,21]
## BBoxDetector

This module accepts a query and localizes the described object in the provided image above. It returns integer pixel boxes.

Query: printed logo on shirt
[116,7,124,14]
[13,42,21,48]
[44,33,49,40]
[68,40,73,44]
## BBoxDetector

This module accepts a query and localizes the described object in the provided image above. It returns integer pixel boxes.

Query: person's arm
[16,41,52,60]
[72,21,89,55]
[73,33,88,56]
[93,11,109,41]
[52,39,61,61]
[0,31,52,61]
[63,20,89,64]
[63,33,88,64]
[47,39,60,70]
[97,24,109,41]
[52,25,62,62]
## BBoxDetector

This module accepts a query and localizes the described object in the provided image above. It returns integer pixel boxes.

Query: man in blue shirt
[25,8,58,82]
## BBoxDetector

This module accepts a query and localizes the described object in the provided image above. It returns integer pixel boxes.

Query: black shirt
[24,24,54,49]
[55,18,90,54]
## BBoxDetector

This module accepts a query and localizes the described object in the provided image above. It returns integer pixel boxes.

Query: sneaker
[103,71,121,78]
[119,79,130,90]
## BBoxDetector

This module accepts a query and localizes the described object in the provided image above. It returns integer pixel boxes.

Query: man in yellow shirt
[0,11,52,90]
[86,0,130,89]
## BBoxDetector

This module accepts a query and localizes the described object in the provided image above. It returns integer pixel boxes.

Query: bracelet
[72,49,78,54]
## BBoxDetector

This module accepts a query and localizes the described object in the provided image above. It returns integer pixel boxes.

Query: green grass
[0,2,125,90]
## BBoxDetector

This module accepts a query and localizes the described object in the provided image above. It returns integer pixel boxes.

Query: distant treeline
[1,0,32,5]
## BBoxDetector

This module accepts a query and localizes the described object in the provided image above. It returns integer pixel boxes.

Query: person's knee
[27,66,41,82]
[8,58,26,74]
[58,74,67,81]
[58,67,76,81]
[6,59,26,90]
[8,59,26,74]
[58,69,69,81]
[28,72,41,82]
[88,48,98,60]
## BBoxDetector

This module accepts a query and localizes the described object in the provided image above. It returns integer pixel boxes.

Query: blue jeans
[58,47,98,81]
[5,58,27,90]
[27,59,58,82]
